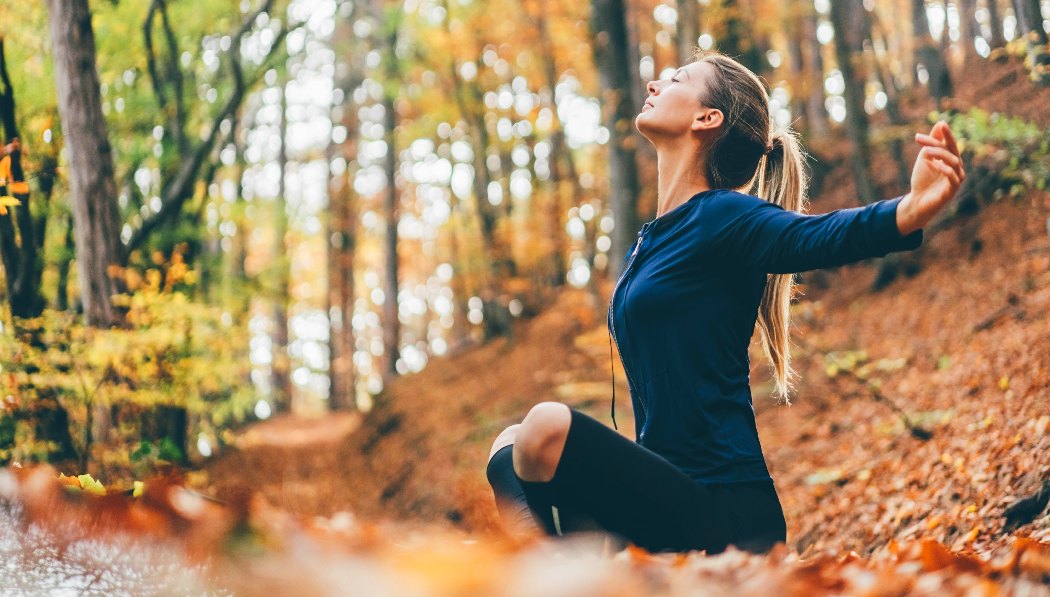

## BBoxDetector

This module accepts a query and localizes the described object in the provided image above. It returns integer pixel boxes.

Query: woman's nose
[646,80,658,95]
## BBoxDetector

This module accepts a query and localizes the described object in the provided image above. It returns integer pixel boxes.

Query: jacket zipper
[608,227,646,415]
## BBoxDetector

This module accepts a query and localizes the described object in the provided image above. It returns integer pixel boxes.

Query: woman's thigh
[541,408,736,553]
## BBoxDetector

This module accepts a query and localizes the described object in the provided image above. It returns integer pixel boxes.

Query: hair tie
[764,143,774,155]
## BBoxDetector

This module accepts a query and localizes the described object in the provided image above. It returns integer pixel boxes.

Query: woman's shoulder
[697,189,777,222]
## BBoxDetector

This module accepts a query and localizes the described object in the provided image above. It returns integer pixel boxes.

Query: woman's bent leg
[488,443,605,536]
[516,407,746,553]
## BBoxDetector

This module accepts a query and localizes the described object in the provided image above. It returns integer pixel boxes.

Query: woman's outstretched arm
[700,122,965,274]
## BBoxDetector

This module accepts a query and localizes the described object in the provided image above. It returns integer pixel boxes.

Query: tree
[373,0,403,379]
[985,0,1007,50]
[271,75,293,412]
[47,0,125,327]
[828,0,878,203]
[958,0,980,64]
[0,38,45,319]
[675,0,701,67]
[1013,0,1050,85]
[912,0,953,105]
[130,0,289,258]
[327,4,365,411]
[591,0,642,277]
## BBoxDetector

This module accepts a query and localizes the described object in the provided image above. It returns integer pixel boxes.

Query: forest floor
[196,56,1050,594]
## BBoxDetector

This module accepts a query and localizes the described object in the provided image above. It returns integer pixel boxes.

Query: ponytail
[752,127,809,402]
[695,51,811,402]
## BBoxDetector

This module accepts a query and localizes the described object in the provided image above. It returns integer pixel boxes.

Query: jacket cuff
[873,196,923,252]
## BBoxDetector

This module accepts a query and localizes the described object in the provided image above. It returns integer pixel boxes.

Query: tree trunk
[1013,0,1050,84]
[959,0,980,63]
[829,0,878,203]
[272,78,293,412]
[912,0,954,105]
[327,11,363,411]
[47,0,125,327]
[803,9,830,138]
[529,0,574,288]
[676,0,701,66]
[719,0,766,74]
[870,16,913,192]
[591,0,642,278]
[986,0,1007,49]
[380,22,401,380]
[0,39,45,319]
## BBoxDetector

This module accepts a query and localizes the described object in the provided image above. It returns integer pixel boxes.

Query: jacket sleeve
[699,192,923,274]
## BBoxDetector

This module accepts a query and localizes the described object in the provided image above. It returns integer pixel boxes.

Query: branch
[125,2,295,253]
[143,1,174,145]
[158,0,188,154]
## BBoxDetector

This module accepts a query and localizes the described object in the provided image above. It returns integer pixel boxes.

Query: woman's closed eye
[671,77,680,83]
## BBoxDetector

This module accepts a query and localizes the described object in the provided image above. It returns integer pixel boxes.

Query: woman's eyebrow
[676,68,690,80]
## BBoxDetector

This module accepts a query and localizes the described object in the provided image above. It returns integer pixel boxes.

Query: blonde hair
[694,50,810,401]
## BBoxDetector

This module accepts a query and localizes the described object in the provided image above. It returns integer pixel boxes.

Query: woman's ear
[691,108,723,132]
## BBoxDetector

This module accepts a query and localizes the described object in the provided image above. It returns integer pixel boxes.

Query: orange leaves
[5,462,1050,595]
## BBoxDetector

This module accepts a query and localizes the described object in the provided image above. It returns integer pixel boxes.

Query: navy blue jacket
[608,189,923,485]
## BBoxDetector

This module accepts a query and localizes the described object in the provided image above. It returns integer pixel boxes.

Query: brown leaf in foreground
[3,465,1050,596]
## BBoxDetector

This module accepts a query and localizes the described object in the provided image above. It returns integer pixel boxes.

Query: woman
[485,51,964,554]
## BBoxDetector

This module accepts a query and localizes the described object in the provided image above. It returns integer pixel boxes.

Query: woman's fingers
[926,154,961,188]
[920,145,963,169]
[936,121,961,156]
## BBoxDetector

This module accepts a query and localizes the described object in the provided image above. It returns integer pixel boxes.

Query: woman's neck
[656,143,710,218]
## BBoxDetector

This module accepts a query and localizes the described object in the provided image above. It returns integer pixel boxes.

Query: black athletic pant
[486,407,786,554]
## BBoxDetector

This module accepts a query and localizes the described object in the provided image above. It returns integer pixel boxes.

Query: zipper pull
[631,232,642,257]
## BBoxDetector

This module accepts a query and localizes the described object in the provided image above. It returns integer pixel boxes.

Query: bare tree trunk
[378,17,401,380]
[591,0,642,277]
[1013,0,1050,84]
[986,0,1007,49]
[272,77,293,412]
[327,10,363,411]
[528,0,574,288]
[829,0,878,203]
[959,0,980,63]
[913,0,954,105]
[47,0,125,327]
[0,40,46,320]
[870,16,912,192]
[802,9,830,138]
[676,0,701,66]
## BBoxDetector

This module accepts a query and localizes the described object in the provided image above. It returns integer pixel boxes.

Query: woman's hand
[896,121,965,236]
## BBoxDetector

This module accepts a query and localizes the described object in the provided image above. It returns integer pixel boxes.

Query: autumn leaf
[0,195,20,215]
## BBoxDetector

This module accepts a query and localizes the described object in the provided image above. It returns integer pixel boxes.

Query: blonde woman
[486,51,964,553]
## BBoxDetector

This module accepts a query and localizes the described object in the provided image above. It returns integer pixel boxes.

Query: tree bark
[327,9,363,411]
[272,77,293,412]
[375,3,402,379]
[985,0,1006,49]
[527,0,575,288]
[47,0,125,327]
[676,0,701,66]
[912,0,954,105]
[1013,0,1050,84]
[828,0,878,203]
[803,8,830,138]
[959,0,980,63]
[591,0,642,278]
[0,39,46,319]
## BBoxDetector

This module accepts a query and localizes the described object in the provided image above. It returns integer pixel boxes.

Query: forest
[0,0,1049,594]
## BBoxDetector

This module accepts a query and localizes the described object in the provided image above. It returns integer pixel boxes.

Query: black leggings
[486,407,786,554]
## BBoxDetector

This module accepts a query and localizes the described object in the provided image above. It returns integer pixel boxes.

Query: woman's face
[635,61,722,142]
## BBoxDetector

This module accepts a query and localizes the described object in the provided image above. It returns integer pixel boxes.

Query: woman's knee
[488,424,521,462]
[513,402,572,482]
